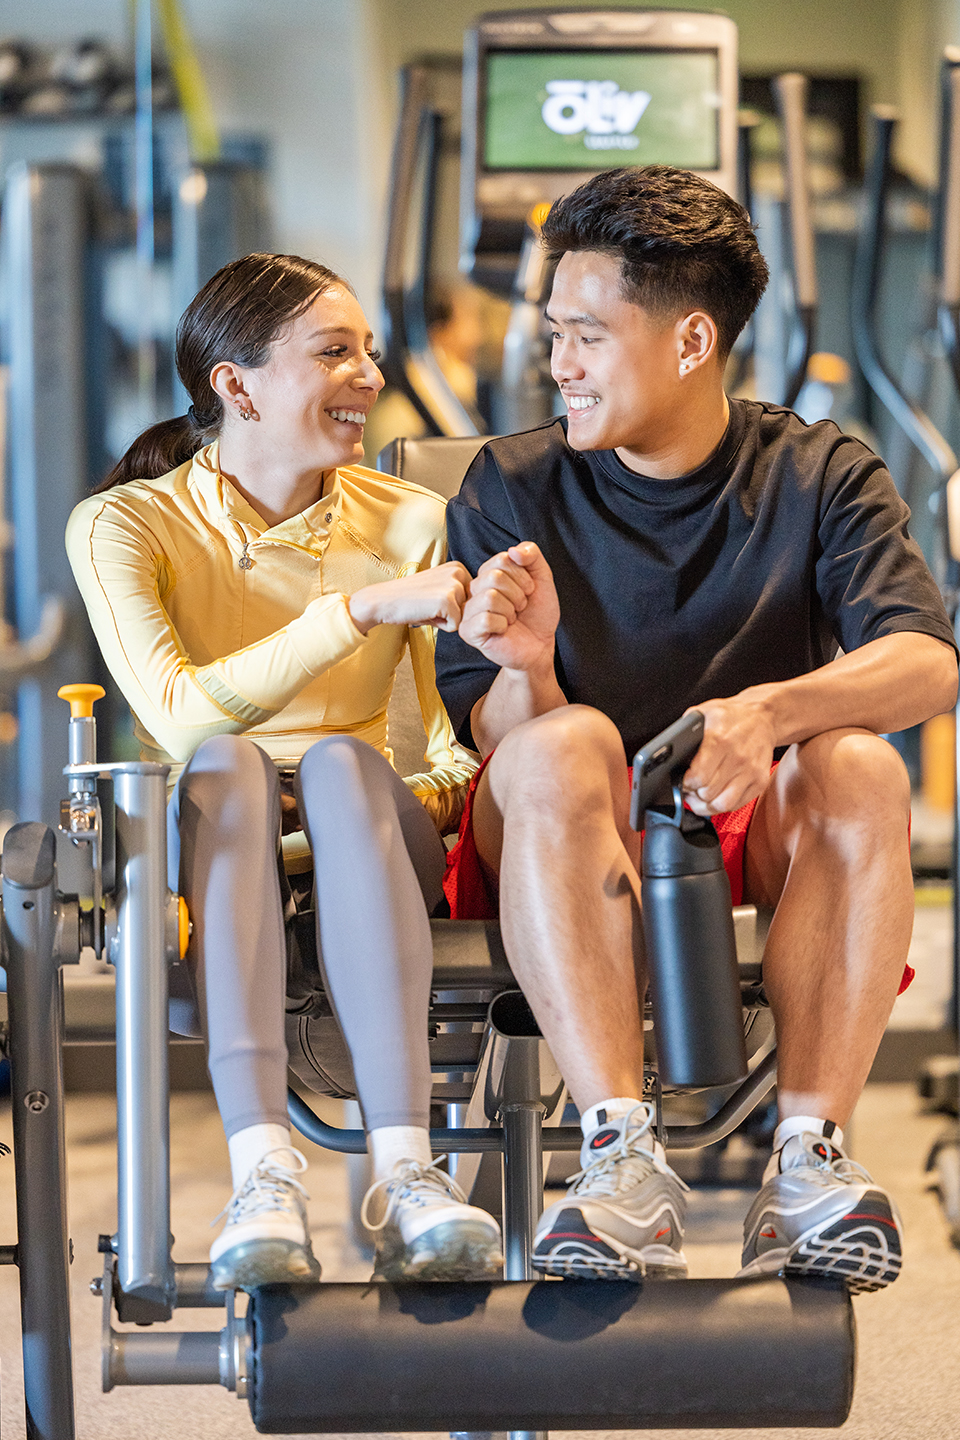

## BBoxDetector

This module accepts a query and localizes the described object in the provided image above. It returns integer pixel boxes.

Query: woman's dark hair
[97,252,345,491]
[541,165,769,360]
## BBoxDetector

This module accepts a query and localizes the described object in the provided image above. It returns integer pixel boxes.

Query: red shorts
[443,754,915,995]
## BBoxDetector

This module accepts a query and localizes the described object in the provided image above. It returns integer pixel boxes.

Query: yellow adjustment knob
[529,202,552,232]
[58,684,105,718]
[178,895,191,959]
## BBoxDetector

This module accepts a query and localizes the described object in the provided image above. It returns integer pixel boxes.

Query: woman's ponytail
[93,252,344,493]
[94,411,212,492]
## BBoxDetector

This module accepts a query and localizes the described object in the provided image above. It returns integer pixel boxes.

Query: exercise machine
[0,643,857,1437]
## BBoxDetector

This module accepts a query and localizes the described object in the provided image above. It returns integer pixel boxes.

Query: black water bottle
[641,807,748,1087]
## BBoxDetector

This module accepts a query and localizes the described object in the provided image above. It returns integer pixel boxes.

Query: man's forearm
[470,650,568,757]
[743,633,958,746]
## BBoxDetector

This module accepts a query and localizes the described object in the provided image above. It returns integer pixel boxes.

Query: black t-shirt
[436,398,957,759]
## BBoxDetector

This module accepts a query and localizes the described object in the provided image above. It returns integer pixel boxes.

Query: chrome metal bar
[501,1103,543,1282]
[105,1329,222,1387]
[113,764,174,1319]
[174,1263,227,1308]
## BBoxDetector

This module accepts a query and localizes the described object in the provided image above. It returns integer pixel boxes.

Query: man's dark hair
[541,166,769,360]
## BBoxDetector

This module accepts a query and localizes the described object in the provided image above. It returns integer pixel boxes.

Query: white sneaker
[362,1157,503,1281]
[533,1102,688,1280]
[209,1147,322,1290]
[739,1131,903,1293]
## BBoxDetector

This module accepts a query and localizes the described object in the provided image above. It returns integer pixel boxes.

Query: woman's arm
[67,496,370,761]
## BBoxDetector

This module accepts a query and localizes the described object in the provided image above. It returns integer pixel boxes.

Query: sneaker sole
[533,1203,686,1281]
[210,1237,321,1291]
[375,1219,503,1282]
[533,1233,687,1281]
[740,1189,902,1294]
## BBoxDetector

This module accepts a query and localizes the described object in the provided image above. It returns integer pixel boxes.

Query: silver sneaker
[209,1147,321,1290]
[533,1103,688,1280]
[739,1131,903,1293]
[362,1157,503,1281]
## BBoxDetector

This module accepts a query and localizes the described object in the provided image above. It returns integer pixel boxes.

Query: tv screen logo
[541,80,651,150]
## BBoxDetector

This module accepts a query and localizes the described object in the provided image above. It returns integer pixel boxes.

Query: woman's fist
[348,561,472,634]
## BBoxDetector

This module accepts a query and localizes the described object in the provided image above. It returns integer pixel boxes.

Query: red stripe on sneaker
[845,1213,898,1230]
[541,1231,604,1241]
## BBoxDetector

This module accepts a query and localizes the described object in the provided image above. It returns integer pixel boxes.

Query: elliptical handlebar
[381,65,481,438]
[853,105,959,489]
[939,54,960,404]
[772,73,818,409]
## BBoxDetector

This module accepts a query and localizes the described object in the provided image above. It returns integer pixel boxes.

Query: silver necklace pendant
[238,544,254,571]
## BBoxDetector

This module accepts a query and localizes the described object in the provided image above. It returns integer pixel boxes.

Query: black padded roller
[248,1275,855,1433]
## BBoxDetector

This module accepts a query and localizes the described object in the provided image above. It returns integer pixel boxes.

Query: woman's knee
[178,733,278,819]
[297,733,391,806]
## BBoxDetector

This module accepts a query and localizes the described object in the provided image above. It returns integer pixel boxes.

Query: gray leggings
[167,733,445,1138]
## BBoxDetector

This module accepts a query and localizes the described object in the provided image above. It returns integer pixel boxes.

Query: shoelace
[212,1147,310,1228]
[361,1156,468,1233]
[569,1102,689,1199]
[780,1133,873,1185]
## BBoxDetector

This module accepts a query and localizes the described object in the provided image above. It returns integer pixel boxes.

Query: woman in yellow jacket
[66,252,502,1288]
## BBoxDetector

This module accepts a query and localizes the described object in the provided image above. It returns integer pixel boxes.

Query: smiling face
[235,285,384,470]
[547,249,709,469]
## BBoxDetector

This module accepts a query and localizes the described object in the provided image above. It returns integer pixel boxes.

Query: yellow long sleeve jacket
[65,443,477,835]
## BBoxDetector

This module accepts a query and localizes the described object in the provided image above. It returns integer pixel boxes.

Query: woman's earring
[239,405,251,421]
[679,361,692,377]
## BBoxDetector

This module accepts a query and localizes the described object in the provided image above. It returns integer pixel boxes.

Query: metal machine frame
[0,691,856,1439]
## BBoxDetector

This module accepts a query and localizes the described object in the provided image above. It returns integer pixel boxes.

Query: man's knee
[489,704,625,815]
[781,728,911,836]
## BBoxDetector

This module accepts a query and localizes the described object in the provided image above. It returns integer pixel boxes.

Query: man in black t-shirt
[435,166,959,1292]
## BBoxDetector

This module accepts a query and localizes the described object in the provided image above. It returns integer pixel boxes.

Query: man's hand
[348,561,472,635]
[458,542,560,672]
[681,694,777,815]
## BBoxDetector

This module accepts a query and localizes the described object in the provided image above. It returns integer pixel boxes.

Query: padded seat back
[378,434,491,776]
[376,434,490,499]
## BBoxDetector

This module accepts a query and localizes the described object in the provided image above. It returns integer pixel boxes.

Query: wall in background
[0,0,388,315]
[2,0,959,322]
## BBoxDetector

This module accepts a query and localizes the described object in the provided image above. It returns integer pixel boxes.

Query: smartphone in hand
[629,712,704,830]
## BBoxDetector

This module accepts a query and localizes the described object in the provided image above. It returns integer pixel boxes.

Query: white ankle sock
[227,1123,295,1190]
[580,1097,645,1138]
[773,1116,844,1153]
[369,1125,433,1181]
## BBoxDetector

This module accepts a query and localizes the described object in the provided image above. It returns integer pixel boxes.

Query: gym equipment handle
[853,106,958,485]
[773,73,817,409]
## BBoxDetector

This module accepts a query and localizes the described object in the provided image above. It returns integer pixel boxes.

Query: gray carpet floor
[0,1081,957,1438]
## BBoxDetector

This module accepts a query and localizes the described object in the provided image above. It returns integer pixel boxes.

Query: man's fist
[458,541,560,672]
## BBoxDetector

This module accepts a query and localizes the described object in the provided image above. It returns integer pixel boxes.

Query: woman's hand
[348,561,472,635]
